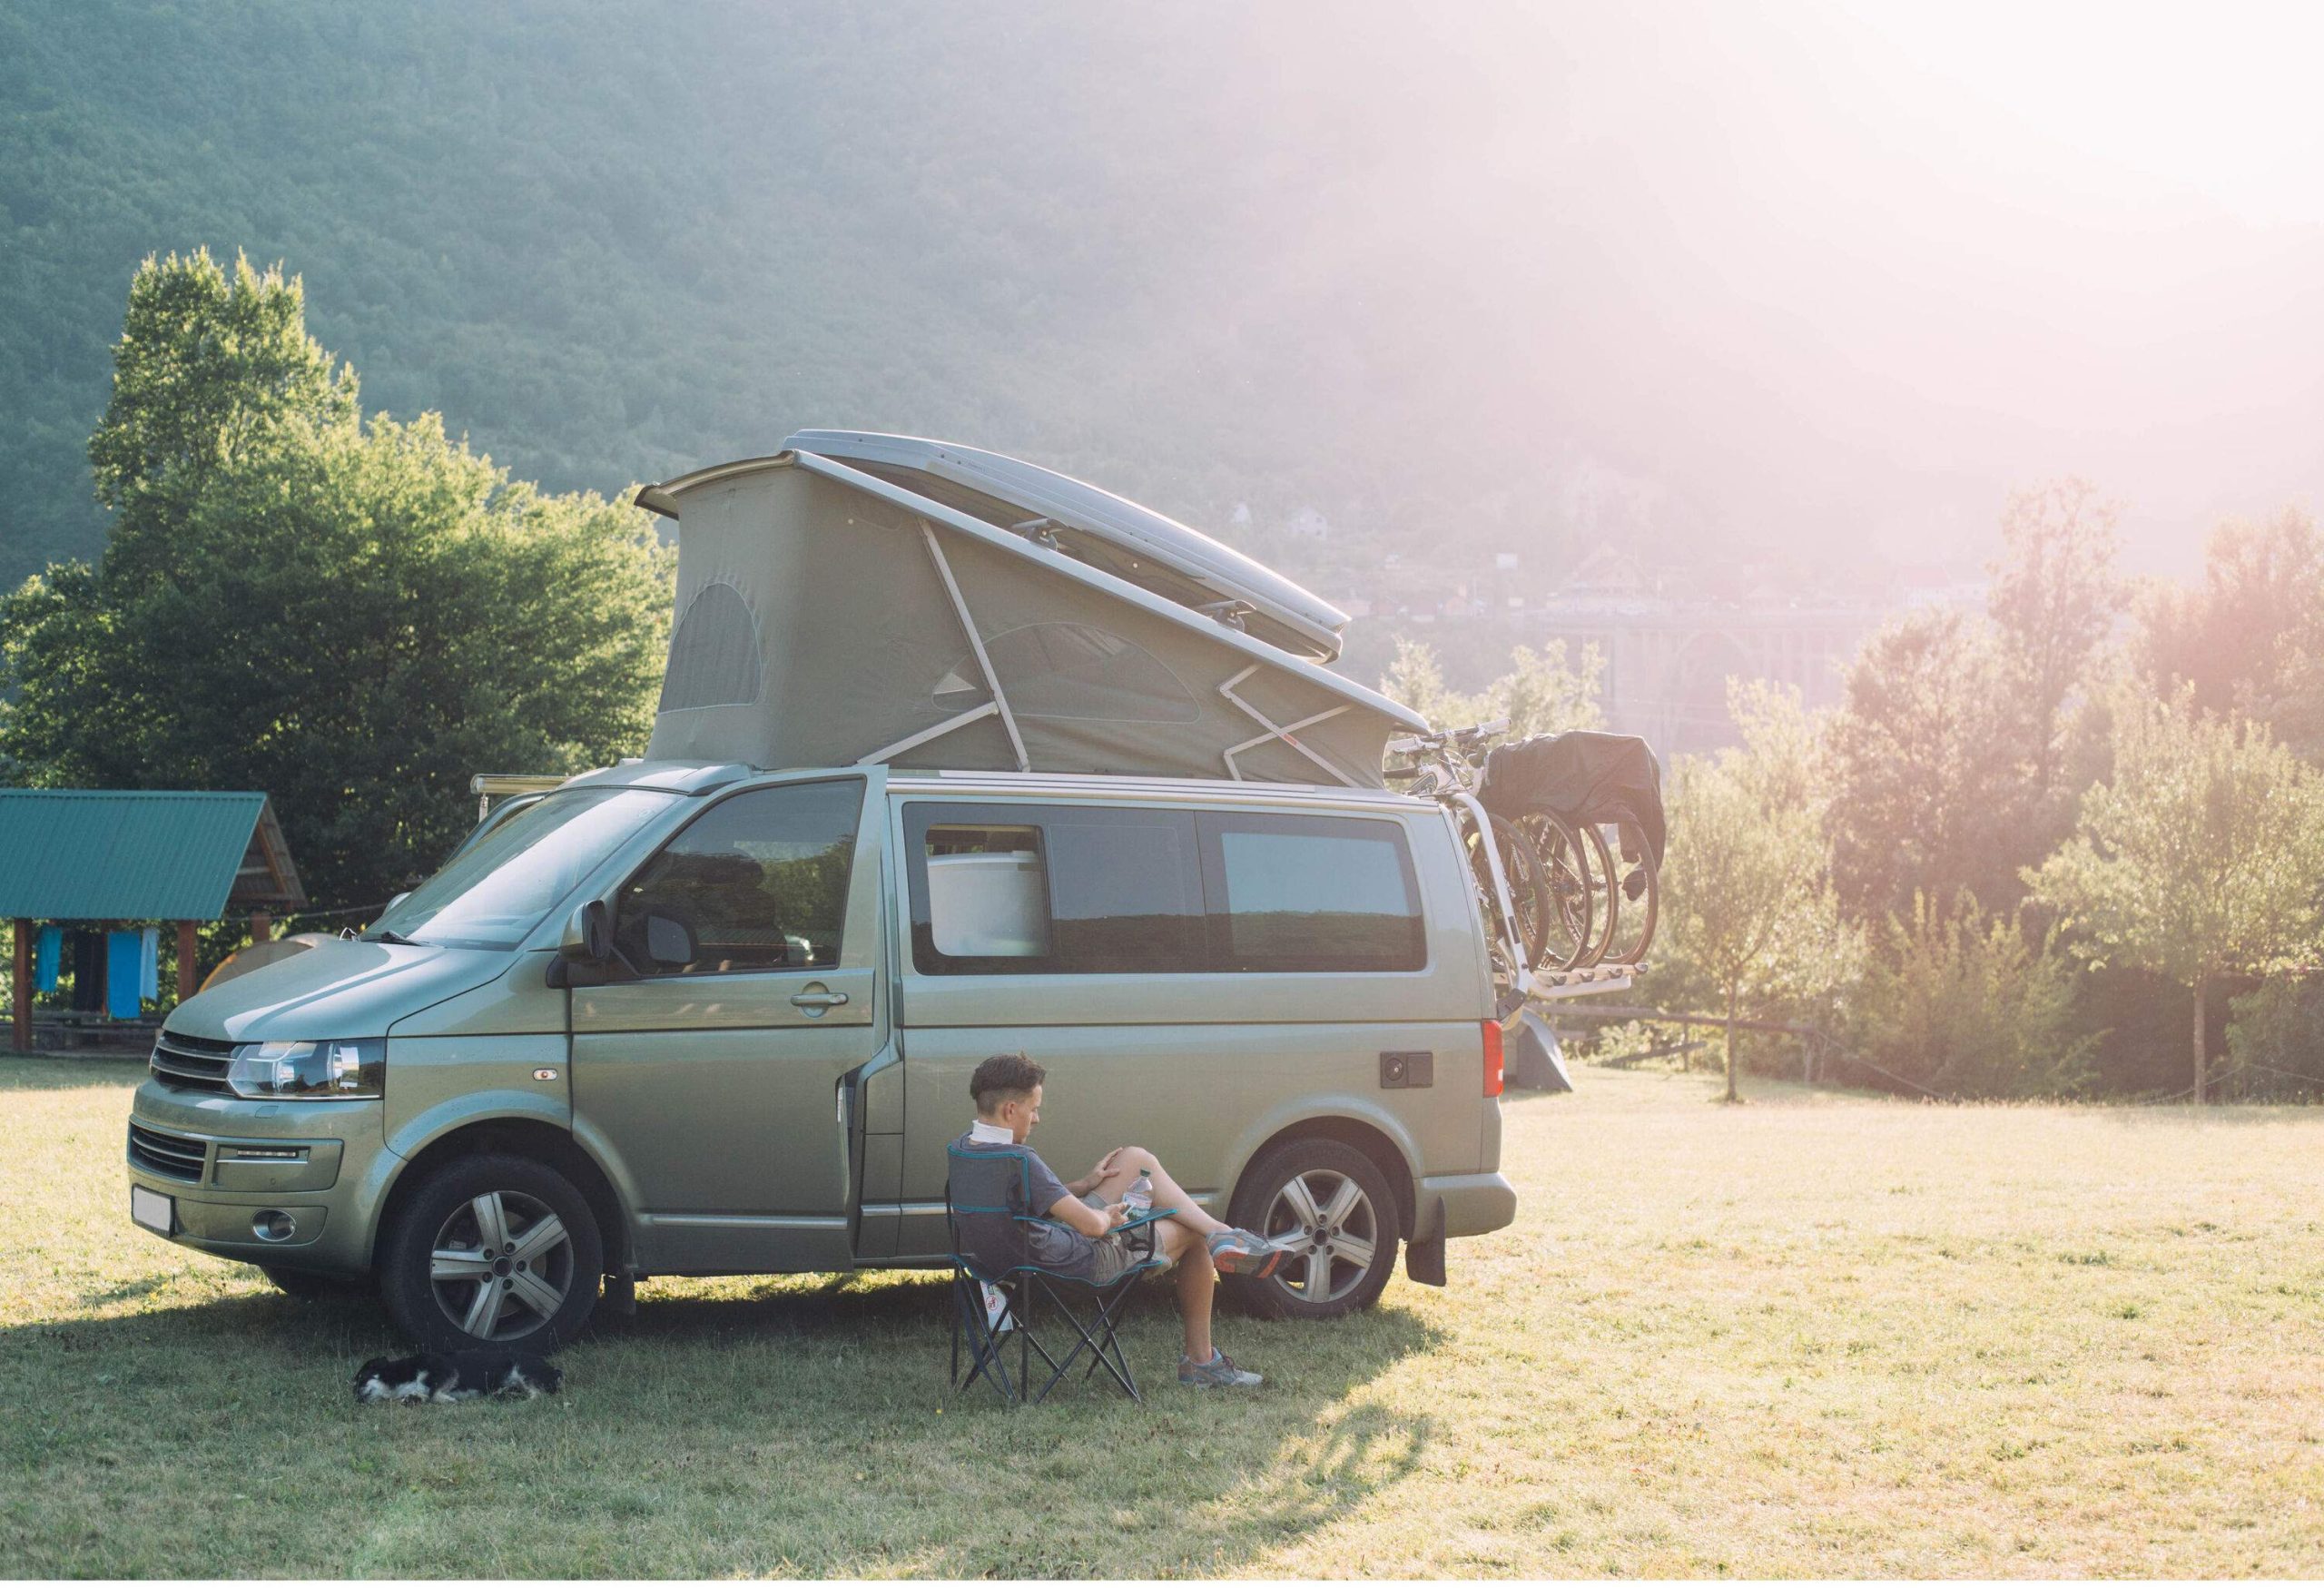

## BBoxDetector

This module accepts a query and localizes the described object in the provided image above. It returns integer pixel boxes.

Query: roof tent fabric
[641,452,1424,786]
[0,791,307,920]
[780,429,1351,661]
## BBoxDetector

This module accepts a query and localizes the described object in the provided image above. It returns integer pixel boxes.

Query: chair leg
[1028,1275,1145,1404]
[952,1271,1021,1406]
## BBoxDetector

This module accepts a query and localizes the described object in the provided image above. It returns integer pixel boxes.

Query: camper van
[124,435,1518,1351]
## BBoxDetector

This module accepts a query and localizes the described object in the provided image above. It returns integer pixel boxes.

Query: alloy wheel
[1261,1169,1380,1306]
[428,1189,575,1343]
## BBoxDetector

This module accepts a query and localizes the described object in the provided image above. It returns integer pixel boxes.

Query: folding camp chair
[945,1142,1176,1405]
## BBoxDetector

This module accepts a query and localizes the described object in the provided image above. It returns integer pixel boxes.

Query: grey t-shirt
[950,1131,1098,1278]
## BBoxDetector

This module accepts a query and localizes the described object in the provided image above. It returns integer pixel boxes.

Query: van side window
[906,803,1203,974]
[1197,813,1425,972]
[615,780,860,976]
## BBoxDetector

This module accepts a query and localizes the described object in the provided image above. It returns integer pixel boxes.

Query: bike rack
[1524,962,1648,1002]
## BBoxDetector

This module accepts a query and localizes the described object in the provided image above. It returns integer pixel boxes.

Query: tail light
[1482,1018,1504,1097]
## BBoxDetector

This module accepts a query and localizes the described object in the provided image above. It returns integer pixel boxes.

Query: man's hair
[970,1051,1046,1114]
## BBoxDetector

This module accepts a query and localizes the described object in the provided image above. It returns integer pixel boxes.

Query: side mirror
[642,911,697,970]
[547,900,614,988]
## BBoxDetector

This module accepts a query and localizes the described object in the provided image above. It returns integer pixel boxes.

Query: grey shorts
[1080,1192,1161,1284]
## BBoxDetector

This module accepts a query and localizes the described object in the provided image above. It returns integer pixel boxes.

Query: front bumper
[125,1080,385,1276]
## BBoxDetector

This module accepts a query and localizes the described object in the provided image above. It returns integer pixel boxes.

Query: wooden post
[176,921,201,1007]
[249,910,272,945]
[11,918,29,1054]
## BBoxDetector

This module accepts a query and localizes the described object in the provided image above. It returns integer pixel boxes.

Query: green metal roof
[0,790,305,921]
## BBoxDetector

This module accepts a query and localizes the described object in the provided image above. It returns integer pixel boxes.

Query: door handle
[791,990,851,1011]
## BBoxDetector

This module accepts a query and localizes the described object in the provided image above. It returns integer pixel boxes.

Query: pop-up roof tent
[634,435,1426,787]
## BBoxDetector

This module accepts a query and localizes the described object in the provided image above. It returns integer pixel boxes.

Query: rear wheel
[1469,818,1551,971]
[1519,813,1596,971]
[1223,1139,1401,1320]
[1599,817,1660,965]
[379,1154,603,1352]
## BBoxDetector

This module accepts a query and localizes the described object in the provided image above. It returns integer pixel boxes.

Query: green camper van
[125,436,1520,1351]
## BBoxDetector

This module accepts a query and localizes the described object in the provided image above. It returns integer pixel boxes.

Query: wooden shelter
[0,791,304,1051]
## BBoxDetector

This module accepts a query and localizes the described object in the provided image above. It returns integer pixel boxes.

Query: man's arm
[1063,1147,1124,1198]
[1047,1193,1126,1239]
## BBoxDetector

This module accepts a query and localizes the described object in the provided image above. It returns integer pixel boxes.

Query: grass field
[5,1055,2324,1577]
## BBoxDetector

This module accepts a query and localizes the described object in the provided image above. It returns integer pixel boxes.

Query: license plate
[131,1185,174,1236]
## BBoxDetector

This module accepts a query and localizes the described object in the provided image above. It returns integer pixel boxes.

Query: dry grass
[5,1053,2324,1576]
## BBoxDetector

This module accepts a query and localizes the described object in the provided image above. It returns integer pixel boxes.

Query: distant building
[1285,507,1331,541]
[1494,552,1520,572]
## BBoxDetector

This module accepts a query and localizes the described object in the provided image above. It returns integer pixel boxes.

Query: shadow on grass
[2,1262,1445,1573]
[0,1054,147,1091]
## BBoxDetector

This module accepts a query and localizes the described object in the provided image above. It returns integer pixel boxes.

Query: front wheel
[1223,1139,1401,1320]
[379,1154,603,1352]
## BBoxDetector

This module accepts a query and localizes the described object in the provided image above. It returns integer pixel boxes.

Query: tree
[1851,893,2095,1099]
[1987,478,2126,809]
[1823,607,2027,921]
[89,250,358,523]
[2025,694,2324,1102]
[1659,748,1828,1101]
[1379,637,1604,738]
[2137,510,2323,718]
[0,257,674,910]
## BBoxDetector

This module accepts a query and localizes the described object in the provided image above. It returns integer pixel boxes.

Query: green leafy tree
[1659,747,1830,1102]
[1851,893,2095,1098]
[1824,607,2028,922]
[2026,694,2324,1102]
[1380,636,1604,739]
[2136,509,2322,724]
[0,255,674,910]
[1987,478,2126,809]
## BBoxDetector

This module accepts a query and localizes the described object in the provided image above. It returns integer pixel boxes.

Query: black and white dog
[352,1352,564,1404]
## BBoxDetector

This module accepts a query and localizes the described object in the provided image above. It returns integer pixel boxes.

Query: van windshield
[366,788,679,950]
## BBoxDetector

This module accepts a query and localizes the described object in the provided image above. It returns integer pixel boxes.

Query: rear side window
[907,803,1203,974]
[1198,813,1425,972]
[905,801,1424,975]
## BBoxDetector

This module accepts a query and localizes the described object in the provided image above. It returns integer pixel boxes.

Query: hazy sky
[1232,0,2324,576]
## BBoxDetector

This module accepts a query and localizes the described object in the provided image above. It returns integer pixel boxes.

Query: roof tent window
[1197,813,1425,973]
[938,623,1198,723]
[658,581,763,712]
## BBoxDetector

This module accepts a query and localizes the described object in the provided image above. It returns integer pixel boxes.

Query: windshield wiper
[368,930,425,947]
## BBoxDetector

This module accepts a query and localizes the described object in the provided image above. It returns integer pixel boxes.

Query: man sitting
[951,1051,1281,1389]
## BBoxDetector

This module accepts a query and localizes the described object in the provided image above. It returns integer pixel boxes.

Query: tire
[260,1265,356,1301]
[379,1153,604,1353]
[1573,820,1618,968]
[1223,1139,1402,1320]
[1468,818,1551,970]
[1600,817,1660,965]
[1517,813,1596,971]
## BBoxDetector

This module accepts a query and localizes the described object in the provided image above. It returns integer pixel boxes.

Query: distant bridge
[1531,606,1885,756]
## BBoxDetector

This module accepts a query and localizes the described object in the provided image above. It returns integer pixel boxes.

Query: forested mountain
[7,2,2321,605]
[0,0,1651,598]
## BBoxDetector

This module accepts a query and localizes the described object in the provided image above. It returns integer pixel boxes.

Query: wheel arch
[1231,1114,1416,1242]
[373,1118,629,1275]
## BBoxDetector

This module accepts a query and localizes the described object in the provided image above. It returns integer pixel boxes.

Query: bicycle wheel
[1515,813,1594,972]
[1468,818,1551,971]
[1571,820,1618,968]
[1599,817,1660,965]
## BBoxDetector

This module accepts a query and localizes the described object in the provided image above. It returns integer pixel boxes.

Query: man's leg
[1084,1146,1230,1239]
[1151,1219,1213,1362]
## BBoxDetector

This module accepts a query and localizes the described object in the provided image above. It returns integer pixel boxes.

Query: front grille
[151,1031,235,1094]
[128,1122,208,1182]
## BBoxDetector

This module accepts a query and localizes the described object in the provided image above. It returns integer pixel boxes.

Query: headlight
[227,1039,385,1100]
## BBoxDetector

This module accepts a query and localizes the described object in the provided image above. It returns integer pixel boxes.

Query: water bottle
[1124,1170,1153,1217]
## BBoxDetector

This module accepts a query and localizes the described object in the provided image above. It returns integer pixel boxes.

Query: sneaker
[1178,1348,1264,1388]
[1206,1228,1286,1278]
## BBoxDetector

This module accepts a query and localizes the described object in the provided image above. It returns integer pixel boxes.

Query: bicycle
[1385,721,1595,985]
